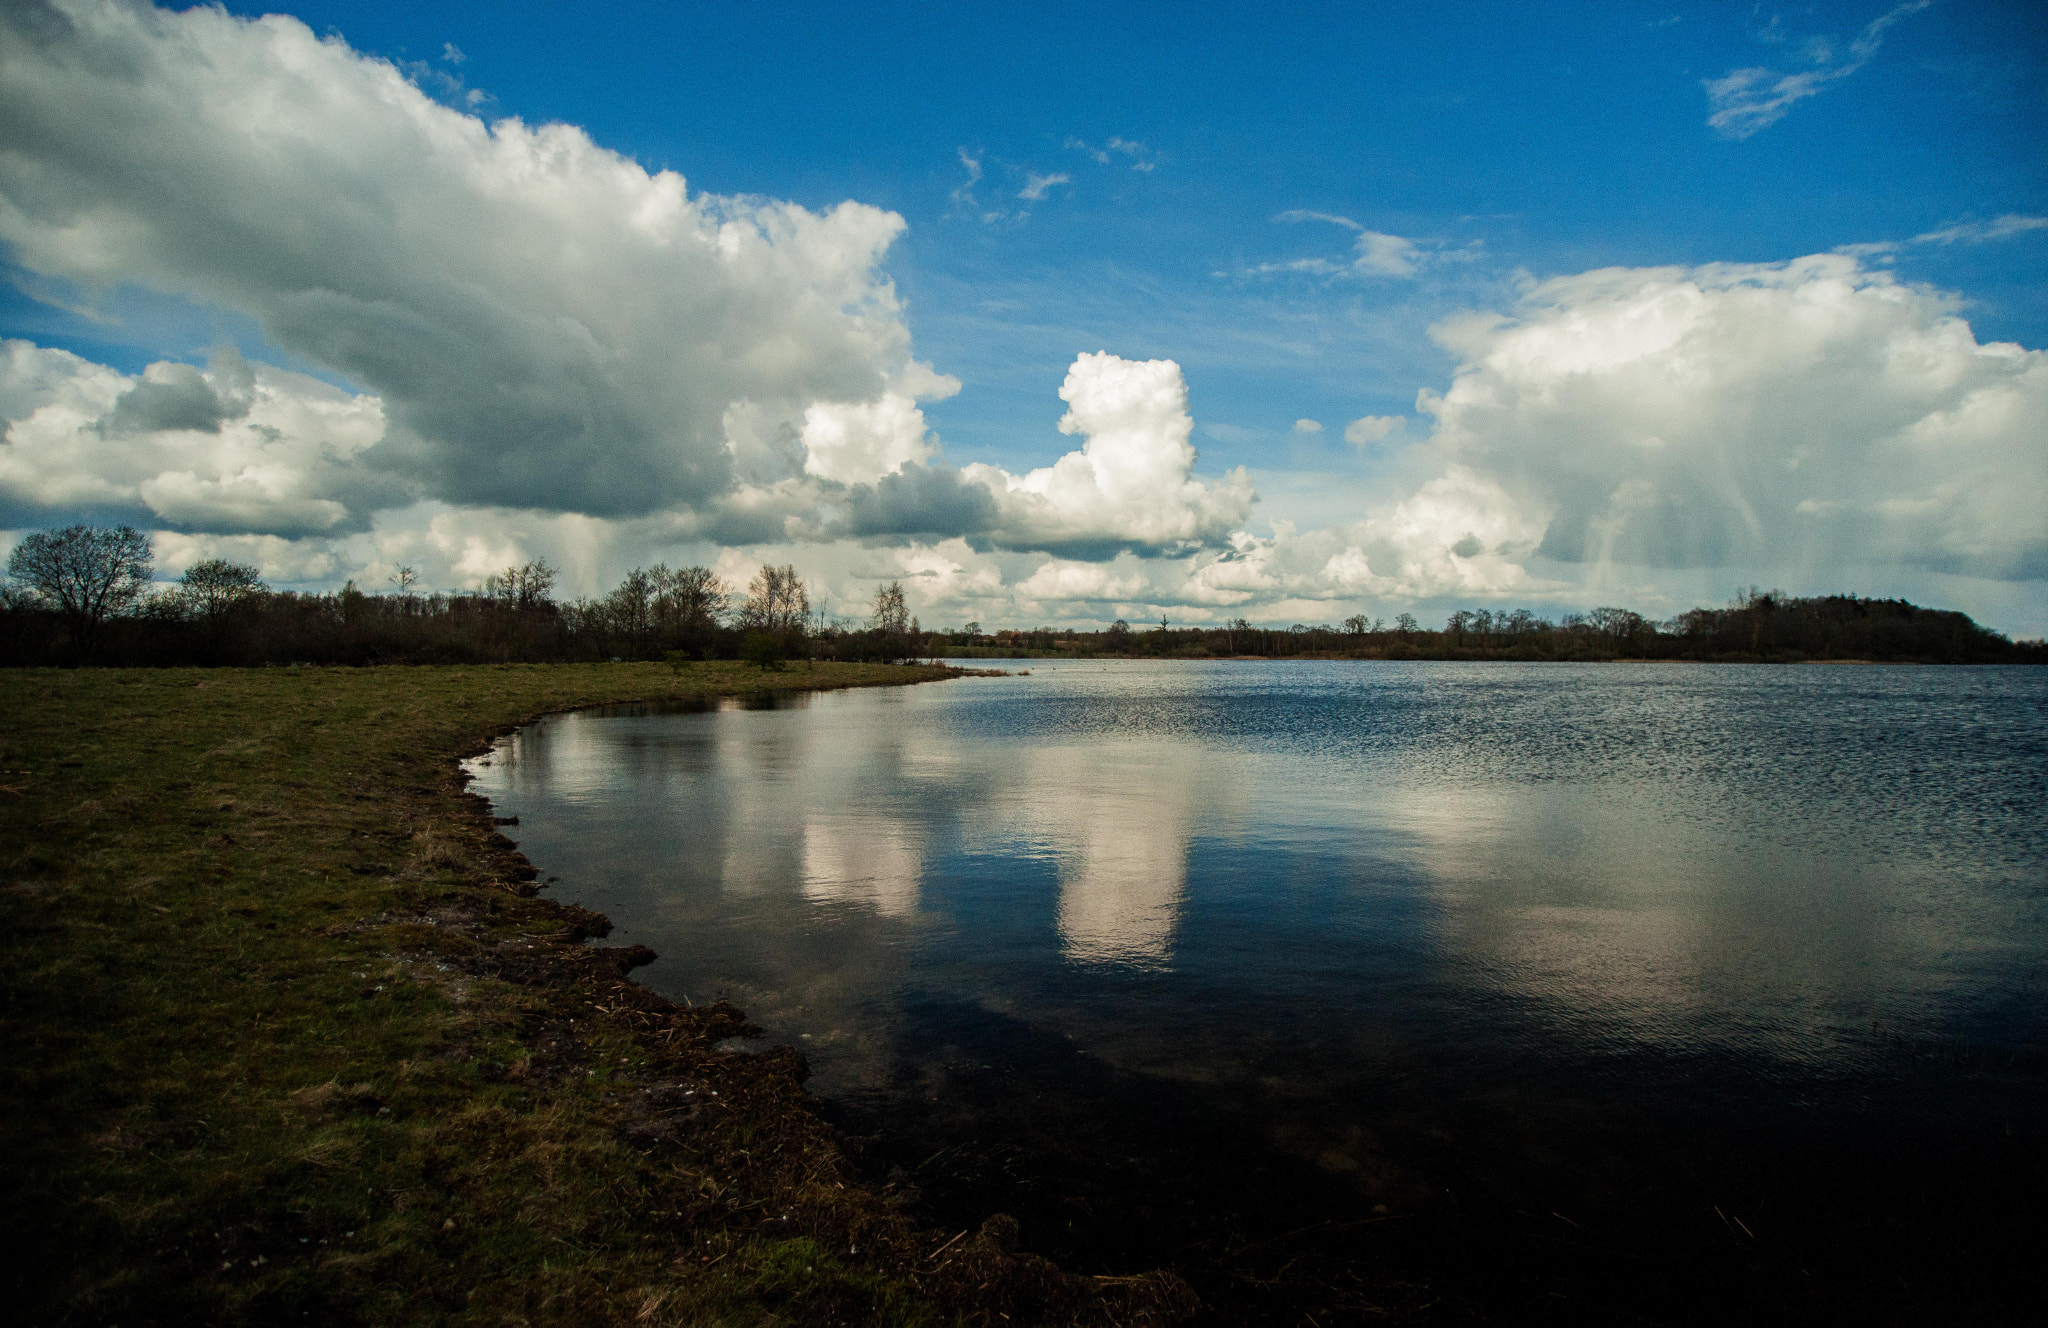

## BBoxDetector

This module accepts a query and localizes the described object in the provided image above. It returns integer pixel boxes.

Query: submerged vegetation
[0,662,1196,1325]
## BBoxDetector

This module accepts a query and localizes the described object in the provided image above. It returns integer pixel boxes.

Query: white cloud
[1913,214,2048,246]
[1260,211,1430,279]
[950,147,985,212]
[1836,214,2048,260]
[0,338,396,535]
[800,398,929,487]
[1018,172,1070,202]
[1417,253,2048,581]
[1343,415,1403,446]
[1015,559,1148,603]
[960,352,1255,557]
[1292,418,1322,434]
[0,0,921,520]
[799,362,960,487]
[1064,135,1156,172]
[1704,1,1930,139]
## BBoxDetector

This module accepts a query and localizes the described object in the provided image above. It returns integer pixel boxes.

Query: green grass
[0,661,983,1326]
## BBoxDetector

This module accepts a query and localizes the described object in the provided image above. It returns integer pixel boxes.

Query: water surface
[467,661,2047,1318]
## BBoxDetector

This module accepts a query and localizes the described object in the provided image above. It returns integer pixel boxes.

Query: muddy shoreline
[3,662,1213,1326]
[437,668,1204,1325]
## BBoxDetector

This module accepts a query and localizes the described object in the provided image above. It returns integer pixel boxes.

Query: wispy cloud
[1835,213,2048,258]
[1018,171,1070,202]
[1246,211,1475,280]
[1703,1,1930,140]
[949,147,983,209]
[1915,214,2048,245]
[948,148,1013,223]
[1066,135,1156,172]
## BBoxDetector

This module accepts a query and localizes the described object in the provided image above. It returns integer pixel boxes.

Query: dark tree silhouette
[6,524,152,651]
[178,558,265,618]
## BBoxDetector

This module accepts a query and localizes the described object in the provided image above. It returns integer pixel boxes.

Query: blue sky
[2,1,2044,630]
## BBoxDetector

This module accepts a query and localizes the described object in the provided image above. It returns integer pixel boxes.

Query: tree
[1343,614,1367,636]
[6,525,152,649]
[962,620,981,638]
[870,580,910,634]
[1588,606,1646,640]
[602,568,656,655]
[738,564,808,636]
[741,630,785,670]
[489,560,557,609]
[180,558,265,619]
[1394,612,1419,636]
[389,565,419,595]
[648,564,727,653]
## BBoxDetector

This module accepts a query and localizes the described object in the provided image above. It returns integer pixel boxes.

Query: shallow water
[467,660,2048,1317]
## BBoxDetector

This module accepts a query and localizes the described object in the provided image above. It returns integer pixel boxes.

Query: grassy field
[0,662,1190,1327]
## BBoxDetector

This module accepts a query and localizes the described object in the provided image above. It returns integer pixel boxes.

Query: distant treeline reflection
[2,524,2040,667]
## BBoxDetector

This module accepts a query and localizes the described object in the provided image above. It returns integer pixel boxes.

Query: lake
[466,661,2047,1321]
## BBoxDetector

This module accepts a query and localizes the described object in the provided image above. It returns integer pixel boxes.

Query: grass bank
[0,662,1192,1327]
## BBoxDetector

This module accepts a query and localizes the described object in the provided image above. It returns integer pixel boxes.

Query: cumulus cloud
[1292,419,1322,434]
[1417,254,2048,581]
[104,355,251,435]
[799,362,959,486]
[0,338,397,535]
[1704,1,1929,139]
[960,352,1255,558]
[0,0,927,520]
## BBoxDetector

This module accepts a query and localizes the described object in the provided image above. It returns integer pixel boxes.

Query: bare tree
[870,580,910,634]
[1588,606,1646,640]
[649,564,728,638]
[738,564,808,635]
[489,560,558,609]
[602,568,656,654]
[6,525,152,649]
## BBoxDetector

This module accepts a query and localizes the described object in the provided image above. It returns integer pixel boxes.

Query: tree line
[0,525,930,668]
[3,525,2039,667]
[933,592,2042,664]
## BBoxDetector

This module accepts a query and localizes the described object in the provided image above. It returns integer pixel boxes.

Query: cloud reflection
[984,743,1213,968]
[804,817,922,917]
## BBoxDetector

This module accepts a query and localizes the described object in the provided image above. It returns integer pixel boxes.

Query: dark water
[468,661,2048,1321]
